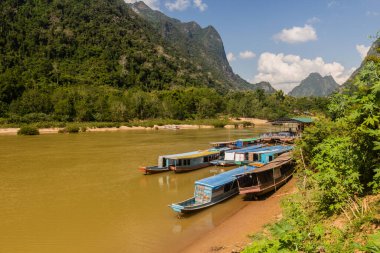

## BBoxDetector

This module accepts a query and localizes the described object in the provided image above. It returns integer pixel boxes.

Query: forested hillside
[0,0,327,123]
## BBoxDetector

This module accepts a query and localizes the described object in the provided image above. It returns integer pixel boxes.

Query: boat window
[269,156,273,161]
[254,154,259,161]
[224,182,232,192]
[178,160,182,166]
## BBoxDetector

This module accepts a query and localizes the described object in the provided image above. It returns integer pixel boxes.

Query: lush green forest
[0,85,328,125]
[0,0,329,125]
[243,55,380,252]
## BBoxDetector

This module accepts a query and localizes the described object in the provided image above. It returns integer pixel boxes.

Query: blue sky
[126,0,380,92]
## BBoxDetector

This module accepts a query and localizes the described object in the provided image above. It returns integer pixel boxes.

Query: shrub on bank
[17,126,40,135]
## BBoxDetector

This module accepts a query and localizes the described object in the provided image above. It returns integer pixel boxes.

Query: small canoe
[139,166,170,175]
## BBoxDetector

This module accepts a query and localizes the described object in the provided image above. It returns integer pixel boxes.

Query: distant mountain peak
[289,72,339,97]
[129,1,256,91]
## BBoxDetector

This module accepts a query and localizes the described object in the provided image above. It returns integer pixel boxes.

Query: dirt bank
[180,179,297,253]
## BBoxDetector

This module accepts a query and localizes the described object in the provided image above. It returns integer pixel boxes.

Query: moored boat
[234,145,293,165]
[139,166,170,175]
[170,165,257,214]
[168,150,220,173]
[212,144,265,167]
[139,150,201,175]
[235,152,294,196]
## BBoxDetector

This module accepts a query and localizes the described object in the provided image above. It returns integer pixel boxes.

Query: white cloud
[366,11,379,17]
[239,50,256,59]
[306,17,320,24]
[165,0,190,11]
[327,1,339,8]
[253,52,355,93]
[227,52,236,62]
[124,0,160,10]
[193,0,207,12]
[274,25,317,44]
[356,44,370,59]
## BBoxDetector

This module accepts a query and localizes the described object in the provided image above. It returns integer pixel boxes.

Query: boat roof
[237,152,293,176]
[210,141,236,145]
[169,150,219,160]
[160,150,200,159]
[248,145,293,154]
[196,165,256,188]
[236,137,258,142]
[225,144,264,153]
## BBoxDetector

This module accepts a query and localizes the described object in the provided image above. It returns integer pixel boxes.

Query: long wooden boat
[138,166,170,175]
[235,152,294,196]
[168,150,221,173]
[259,132,298,144]
[139,150,201,175]
[234,145,293,165]
[170,165,257,214]
[211,144,265,167]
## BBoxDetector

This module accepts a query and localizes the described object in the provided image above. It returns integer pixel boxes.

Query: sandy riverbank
[0,118,270,135]
[180,179,297,253]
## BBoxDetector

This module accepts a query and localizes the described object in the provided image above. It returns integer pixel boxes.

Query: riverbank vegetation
[243,60,380,252]
[0,86,328,127]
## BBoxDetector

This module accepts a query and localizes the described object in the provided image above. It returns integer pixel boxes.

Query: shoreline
[0,118,270,135]
[179,179,297,253]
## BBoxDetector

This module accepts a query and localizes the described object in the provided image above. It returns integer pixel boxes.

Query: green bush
[17,126,39,135]
[66,125,80,133]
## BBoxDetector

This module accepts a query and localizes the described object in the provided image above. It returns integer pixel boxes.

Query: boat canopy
[169,150,219,160]
[196,165,256,189]
[249,145,293,154]
[236,152,293,177]
[225,144,264,154]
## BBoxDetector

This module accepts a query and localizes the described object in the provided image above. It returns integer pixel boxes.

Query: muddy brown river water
[0,127,276,253]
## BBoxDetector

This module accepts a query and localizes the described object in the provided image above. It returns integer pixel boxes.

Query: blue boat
[169,165,256,214]
[235,145,293,165]
[211,144,265,167]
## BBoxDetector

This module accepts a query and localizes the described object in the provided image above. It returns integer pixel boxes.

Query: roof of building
[196,165,256,188]
[269,117,314,124]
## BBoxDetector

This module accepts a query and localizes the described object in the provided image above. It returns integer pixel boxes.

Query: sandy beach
[0,118,270,135]
[180,179,296,253]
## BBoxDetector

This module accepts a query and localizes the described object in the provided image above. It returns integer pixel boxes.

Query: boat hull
[170,163,211,173]
[139,166,170,175]
[170,188,239,214]
[239,172,293,196]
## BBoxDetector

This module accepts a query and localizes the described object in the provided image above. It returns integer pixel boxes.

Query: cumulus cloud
[253,52,355,93]
[124,0,160,10]
[356,44,370,59]
[227,52,236,62]
[239,50,256,59]
[165,0,190,11]
[274,25,317,44]
[194,0,207,12]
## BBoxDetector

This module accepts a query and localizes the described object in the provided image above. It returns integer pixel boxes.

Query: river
[0,127,274,253]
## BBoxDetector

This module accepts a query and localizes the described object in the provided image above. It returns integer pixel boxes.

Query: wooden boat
[235,152,294,196]
[170,165,257,214]
[234,145,293,165]
[139,166,170,175]
[211,144,265,167]
[168,150,221,173]
[259,132,297,143]
[139,150,201,175]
